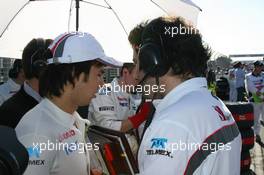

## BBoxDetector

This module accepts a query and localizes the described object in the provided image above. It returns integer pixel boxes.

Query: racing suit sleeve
[138,120,198,175]
[17,134,56,175]
[89,93,122,130]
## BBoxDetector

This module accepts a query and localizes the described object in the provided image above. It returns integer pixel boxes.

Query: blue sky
[192,0,264,60]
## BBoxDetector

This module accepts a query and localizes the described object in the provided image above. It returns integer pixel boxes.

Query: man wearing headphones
[0,59,25,106]
[0,38,52,128]
[135,17,241,174]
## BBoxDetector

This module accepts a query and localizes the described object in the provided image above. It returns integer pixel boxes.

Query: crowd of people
[208,60,264,146]
[0,16,242,175]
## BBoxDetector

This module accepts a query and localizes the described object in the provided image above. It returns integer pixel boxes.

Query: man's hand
[91,168,103,175]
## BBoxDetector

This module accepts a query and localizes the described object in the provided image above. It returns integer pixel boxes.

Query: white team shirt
[138,78,241,175]
[0,79,21,105]
[88,78,140,154]
[245,72,264,103]
[88,78,138,130]
[16,98,91,175]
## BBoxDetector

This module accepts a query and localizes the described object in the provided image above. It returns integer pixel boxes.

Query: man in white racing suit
[134,17,241,175]
[245,60,264,143]
[89,63,152,154]
[16,32,122,175]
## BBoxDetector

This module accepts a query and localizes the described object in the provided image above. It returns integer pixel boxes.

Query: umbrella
[0,0,201,62]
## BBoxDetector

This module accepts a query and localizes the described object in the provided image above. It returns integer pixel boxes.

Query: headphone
[9,59,22,79]
[137,24,171,137]
[30,38,48,78]
[138,24,170,80]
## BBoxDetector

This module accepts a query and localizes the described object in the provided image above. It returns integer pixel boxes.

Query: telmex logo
[27,146,41,158]
[151,138,168,149]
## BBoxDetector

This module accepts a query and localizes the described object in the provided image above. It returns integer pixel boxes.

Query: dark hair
[8,59,22,79]
[128,21,148,47]
[120,62,135,77]
[39,60,101,98]
[22,38,53,79]
[142,17,211,78]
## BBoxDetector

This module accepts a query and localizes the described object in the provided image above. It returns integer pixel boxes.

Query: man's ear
[122,68,129,77]
[75,72,86,82]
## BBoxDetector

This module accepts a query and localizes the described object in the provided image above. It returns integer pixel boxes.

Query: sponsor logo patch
[99,106,115,111]
[146,138,173,158]
[58,129,76,142]
[28,160,45,165]
[27,146,41,158]
[27,146,45,166]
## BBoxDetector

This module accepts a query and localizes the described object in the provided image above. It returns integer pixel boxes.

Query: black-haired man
[16,32,121,175]
[0,38,52,128]
[135,17,241,175]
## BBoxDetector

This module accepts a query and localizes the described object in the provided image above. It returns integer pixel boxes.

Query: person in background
[206,68,216,94]
[235,61,246,101]
[0,38,52,128]
[128,21,148,64]
[0,59,25,105]
[128,21,163,138]
[245,61,264,145]
[88,63,152,154]
[228,63,237,102]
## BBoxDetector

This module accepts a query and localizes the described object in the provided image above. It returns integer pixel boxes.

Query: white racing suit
[16,98,91,175]
[138,78,241,175]
[88,78,140,155]
[245,72,264,135]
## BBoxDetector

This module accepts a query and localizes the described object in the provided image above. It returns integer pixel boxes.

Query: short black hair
[141,17,211,78]
[22,38,53,79]
[8,59,22,79]
[128,21,148,47]
[39,60,102,98]
[120,62,135,77]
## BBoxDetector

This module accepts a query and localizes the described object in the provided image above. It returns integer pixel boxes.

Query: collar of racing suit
[42,98,90,130]
[7,78,21,90]
[23,81,42,102]
[155,77,208,115]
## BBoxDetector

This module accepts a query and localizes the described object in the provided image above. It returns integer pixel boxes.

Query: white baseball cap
[47,32,123,67]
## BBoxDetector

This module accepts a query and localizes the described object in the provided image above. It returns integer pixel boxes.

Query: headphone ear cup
[31,48,47,78]
[32,60,47,78]
[138,42,169,77]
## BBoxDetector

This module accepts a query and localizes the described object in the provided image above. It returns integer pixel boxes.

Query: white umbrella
[0,0,201,62]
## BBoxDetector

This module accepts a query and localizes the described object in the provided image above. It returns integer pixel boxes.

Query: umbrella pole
[75,0,80,31]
